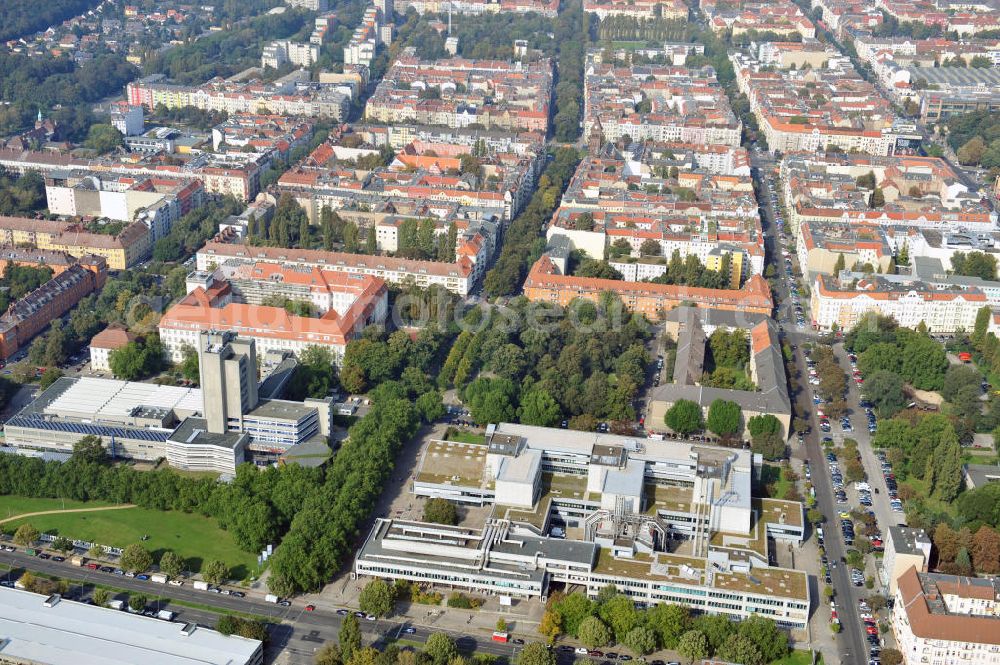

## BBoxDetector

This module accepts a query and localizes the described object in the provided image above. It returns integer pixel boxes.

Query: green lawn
[0,496,115,520]
[771,651,815,665]
[446,431,487,445]
[3,503,258,579]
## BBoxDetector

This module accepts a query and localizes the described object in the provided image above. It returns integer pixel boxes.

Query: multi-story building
[732,49,911,156]
[796,220,895,278]
[365,51,553,134]
[44,172,204,242]
[357,422,809,626]
[286,0,329,9]
[210,115,315,161]
[647,307,792,437]
[0,216,150,270]
[582,0,687,20]
[0,260,107,359]
[584,54,742,147]
[126,75,350,122]
[89,324,139,372]
[261,40,320,69]
[523,253,773,318]
[781,152,995,237]
[158,266,388,364]
[196,241,479,296]
[5,331,336,471]
[892,566,1000,665]
[703,0,816,38]
[109,102,144,137]
[883,526,932,595]
[810,274,987,333]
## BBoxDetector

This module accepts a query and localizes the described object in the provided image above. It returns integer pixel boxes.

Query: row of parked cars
[875,450,903,513]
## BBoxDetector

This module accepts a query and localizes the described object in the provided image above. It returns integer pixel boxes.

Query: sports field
[1,496,257,578]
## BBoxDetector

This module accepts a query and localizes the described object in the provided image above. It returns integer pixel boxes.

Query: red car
[866,626,879,636]
[305,605,315,612]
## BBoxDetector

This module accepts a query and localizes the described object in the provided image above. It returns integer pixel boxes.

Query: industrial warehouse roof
[42,376,202,421]
[0,587,262,665]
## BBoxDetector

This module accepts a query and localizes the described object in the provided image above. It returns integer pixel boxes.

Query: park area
[0,495,258,578]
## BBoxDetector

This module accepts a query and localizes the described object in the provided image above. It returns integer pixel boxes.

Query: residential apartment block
[796,220,895,278]
[261,40,320,69]
[159,265,388,364]
[0,259,107,359]
[703,0,816,38]
[0,216,151,270]
[126,73,350,122]
[523,253,773,318]
[357,422,808,626]
[396,0,559,15]
[365,51,553,134]
[582,0,687,20]
[780,152,995,237]
[732,48,913,155]
[647,307,792,437]
[810,273,987,332]
[44,172,204,243]
[196,241,479,295]
[584,54,742,147]
[893,566,1000,665]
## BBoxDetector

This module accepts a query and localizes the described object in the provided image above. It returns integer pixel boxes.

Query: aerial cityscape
[0,0,998,663]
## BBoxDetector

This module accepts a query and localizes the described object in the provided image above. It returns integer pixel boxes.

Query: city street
[751,155,869,665]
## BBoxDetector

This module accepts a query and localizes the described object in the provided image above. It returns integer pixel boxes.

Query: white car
[575,648,589,655]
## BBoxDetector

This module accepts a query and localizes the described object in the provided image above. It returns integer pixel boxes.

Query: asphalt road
[0,548,554,665]
[751,156,869,665]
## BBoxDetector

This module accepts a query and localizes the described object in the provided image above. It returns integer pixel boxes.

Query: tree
[13,523,39,546]
[972,525,1000,574]
[639,239,661,257]
[957,136,986,165]
[315,644,343,665]
[202,559,229,585]
[358,578,395,618]
[339,613,362,661]
[665,399,703,435]
[517,643,556,665]
[597,593,641,642]
[179,344,199,384]
[120,543,153,574]
[158,551,183,578]
[869,187,885,208]
[833,253,845,274]
[751,432,785,460]
[84,124,123,154]
[645,602,690,649]
[862,370,907,417]
[952,251,997,281]
[737,615,788,663]
[423,498,458,525]
[72,434,107,464]
[538,610,563,643]
[676,630,709,665]
[519,389,562,427]
[87,544,103,559]
[574,213,594,231]
[717,634,764,665]
[855,171,876,189]
[706,399,741,437]
[553,592,593,637]
[748,414,781,438]
[808,508,825,525]
[425,633,458,664]
[692,613,735,653]
[92,588,110,608]
[879,648,903,665]
[52,536,73,552]
[578,616,612,649]
[39,367,63,389]
[128,594,147,612]
[622,626,656,655]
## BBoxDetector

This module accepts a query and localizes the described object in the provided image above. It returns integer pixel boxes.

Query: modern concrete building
[356,422,809,628]
[962,462,1000,490]
[883,526,932,595]
[0,587,263,665]
[4,331,334,471]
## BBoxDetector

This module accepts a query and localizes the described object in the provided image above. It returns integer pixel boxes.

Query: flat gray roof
[963,462,1000,489]
[246,399,315,422]
[0,587,261,665]
[168,417,247,451]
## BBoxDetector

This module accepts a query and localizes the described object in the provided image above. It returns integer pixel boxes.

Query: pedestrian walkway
[0,504,136,525]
